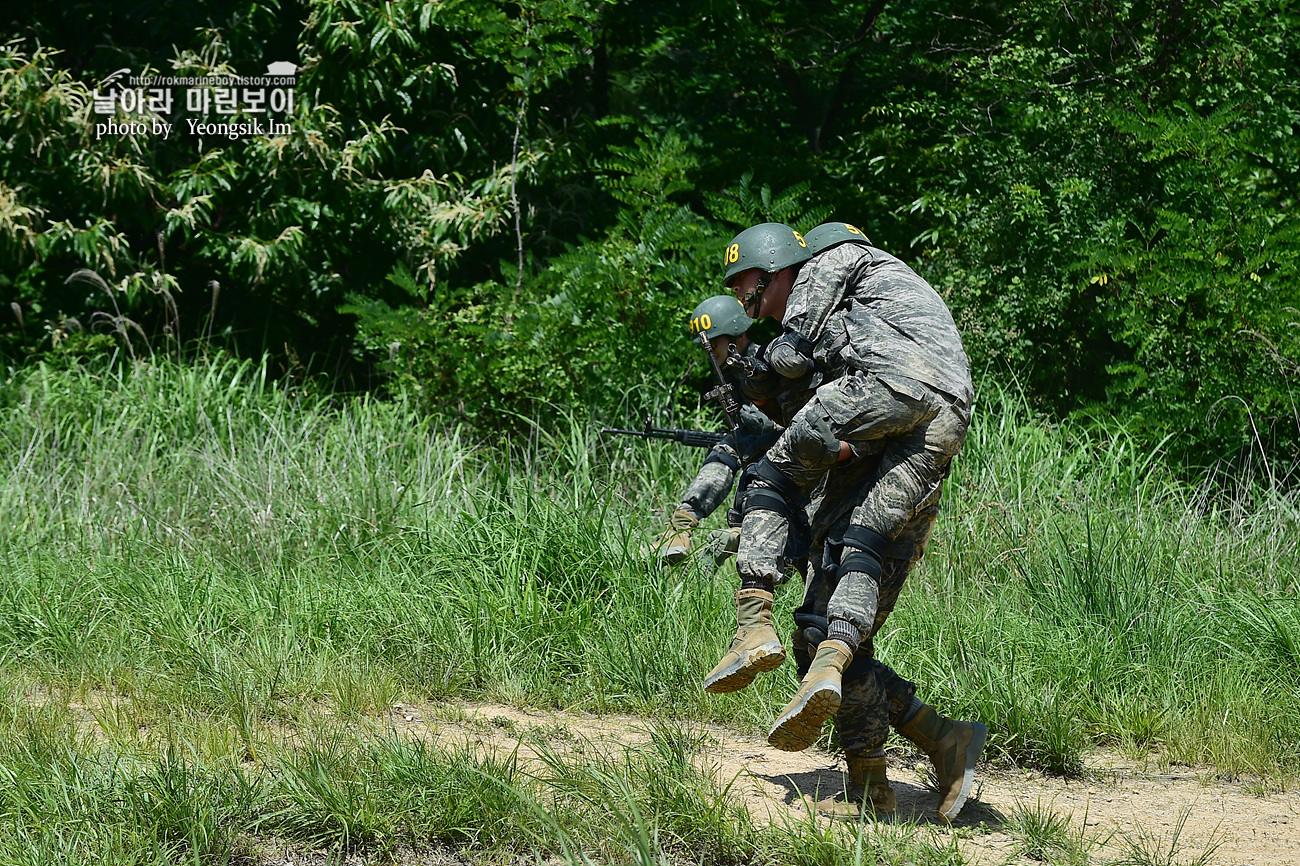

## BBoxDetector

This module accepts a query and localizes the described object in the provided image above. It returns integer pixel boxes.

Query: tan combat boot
[649,509,697,565]
[702,588,786,693]
[897,704,987,822]
[814,751,896,819]
[767,639,853,751]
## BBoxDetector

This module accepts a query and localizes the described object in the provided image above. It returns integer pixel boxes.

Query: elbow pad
[767,331,815,378]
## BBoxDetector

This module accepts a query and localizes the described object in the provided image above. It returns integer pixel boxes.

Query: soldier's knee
[738,457,803,520]
[840,524,891,580]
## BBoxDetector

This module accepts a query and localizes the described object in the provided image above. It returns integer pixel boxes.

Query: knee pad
[839,524,890,582]
[792,611,828,650]
[702,449,740,473]
[821,538,843,577]
[739,457,803,520]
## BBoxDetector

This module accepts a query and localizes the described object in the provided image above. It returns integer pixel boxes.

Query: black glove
[734,403,781,460]
[740,402,776,437]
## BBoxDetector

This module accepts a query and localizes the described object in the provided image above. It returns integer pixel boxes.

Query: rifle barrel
[599,426,723,448]
[703,342,741,428]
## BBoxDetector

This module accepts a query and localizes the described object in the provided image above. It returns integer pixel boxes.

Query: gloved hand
[699,526,742,566]
[735,403,782,460]
[645,508,699,565]
[740,402,776,437]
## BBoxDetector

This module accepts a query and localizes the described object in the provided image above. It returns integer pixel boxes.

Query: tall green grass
[0,356,1297,860]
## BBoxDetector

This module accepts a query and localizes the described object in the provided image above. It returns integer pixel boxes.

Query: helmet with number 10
[689,295,752,344]
[722,222,814,285]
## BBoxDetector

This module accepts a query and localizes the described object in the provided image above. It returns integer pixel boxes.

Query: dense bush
[1,0,1297,465]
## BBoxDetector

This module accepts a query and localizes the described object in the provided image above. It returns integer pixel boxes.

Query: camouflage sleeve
[782,243,867,342]
[678,436,740,519]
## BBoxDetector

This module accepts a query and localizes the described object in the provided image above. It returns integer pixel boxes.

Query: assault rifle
[700,336,742,429]
[600,420,724,449]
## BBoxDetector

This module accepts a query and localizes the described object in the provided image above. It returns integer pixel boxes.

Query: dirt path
[390,700,1299,866]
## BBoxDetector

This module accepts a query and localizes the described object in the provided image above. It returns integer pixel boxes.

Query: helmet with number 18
[722,222,815,317]
[722,222,813,285]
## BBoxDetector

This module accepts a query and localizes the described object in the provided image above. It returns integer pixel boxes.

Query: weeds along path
[408,701,1298,866]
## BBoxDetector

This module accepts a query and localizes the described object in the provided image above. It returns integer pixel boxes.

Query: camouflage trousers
[733,373,966,759]
[738,370,969,632]
[766,448,936,757]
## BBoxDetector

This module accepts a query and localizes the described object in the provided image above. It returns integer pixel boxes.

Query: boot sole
[815,792,897,821]
[702,642,785,694]
[659,543,689,564]
[938,721,987,822]
[767,681,841,751]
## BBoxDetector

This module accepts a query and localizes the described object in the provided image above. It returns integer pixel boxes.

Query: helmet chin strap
[739,273,773,317]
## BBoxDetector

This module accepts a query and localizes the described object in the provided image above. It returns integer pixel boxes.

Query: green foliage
[850,0,1300,463]
[1004,799,1095,864]
[1092,106,1300,456]
[0,1,595,374]
[3,0,1300,464]
[348,131,716,421]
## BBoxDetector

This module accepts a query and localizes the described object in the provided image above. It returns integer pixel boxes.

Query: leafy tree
[2,0,1298,466]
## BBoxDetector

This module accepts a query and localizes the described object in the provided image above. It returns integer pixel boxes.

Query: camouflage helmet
[804,221,871,256]
[722,222,813,285]
[688,295,752,344]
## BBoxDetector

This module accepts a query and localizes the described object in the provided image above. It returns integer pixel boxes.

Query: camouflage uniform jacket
[784,243,973,406]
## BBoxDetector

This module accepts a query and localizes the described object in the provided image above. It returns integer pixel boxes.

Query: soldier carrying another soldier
[693,220,985,821]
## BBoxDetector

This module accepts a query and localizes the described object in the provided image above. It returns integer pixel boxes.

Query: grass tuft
[1003,798,1098,864]
[1112,807,1222,866]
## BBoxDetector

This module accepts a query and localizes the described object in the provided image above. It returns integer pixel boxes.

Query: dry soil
[379,700,1300,866]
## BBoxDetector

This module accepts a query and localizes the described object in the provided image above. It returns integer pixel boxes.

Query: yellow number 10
[690,314,713,333]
